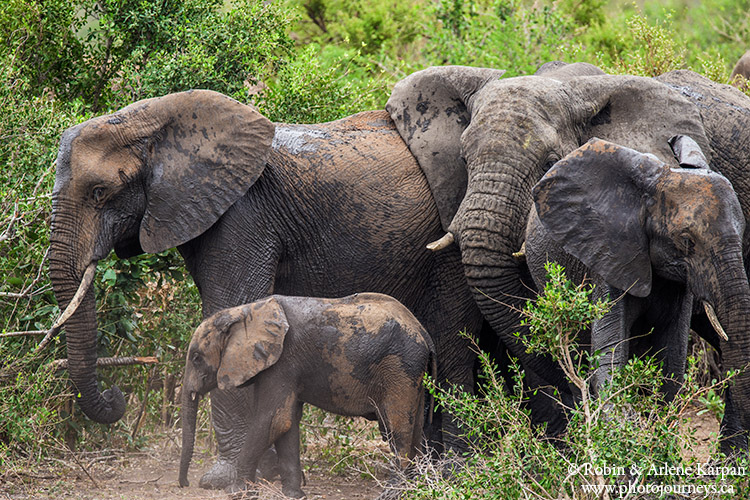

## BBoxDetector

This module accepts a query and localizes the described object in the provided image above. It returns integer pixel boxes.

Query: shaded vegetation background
[1,0,749,478]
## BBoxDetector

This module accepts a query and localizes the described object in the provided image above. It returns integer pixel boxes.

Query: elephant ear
[533,138,668,297]
[105,90,275,253]
[386,66,506,230]
[571,75,711,167]
[217,297,289,390]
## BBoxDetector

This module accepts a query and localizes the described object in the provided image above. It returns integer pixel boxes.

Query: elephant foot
[199,458,237,490]
[281,485,306,499]
[198,449,279,490]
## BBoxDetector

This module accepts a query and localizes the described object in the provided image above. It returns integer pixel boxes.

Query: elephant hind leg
[379,383,424,466]
[409,381,427,456]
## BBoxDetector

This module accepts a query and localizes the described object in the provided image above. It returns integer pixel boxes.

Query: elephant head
[50,90,275,424]
[533,136,748,347]
[386,67,712,383]
[179,298,289,487]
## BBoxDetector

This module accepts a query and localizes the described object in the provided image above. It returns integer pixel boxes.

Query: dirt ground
[0,410,722,500]
[0,424,388,500]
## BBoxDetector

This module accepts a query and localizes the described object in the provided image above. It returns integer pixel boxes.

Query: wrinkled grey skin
[653,70,750,452]
[179,293,436,498]
[525,138,747,415]
[49,93,483,489]
[386,62,750,453]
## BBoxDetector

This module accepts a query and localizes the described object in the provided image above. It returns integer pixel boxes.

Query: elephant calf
[179,293,436,497]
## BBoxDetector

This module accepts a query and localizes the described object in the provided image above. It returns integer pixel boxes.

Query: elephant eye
[92,186,106,204]
[678,232,695,256]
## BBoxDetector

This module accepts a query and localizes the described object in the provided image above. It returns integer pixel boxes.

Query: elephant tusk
[703,301,729,342]
[512,241,527,262]
[426,232,455,251]
[53,262,97,330]
[35,262,97,353]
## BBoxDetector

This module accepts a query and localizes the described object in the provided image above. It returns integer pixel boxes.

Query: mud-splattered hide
[184,298,290,397]
[180,293,435,496]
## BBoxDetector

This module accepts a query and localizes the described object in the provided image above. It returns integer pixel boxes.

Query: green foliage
[257,44,389,123]
[519,262,610,360]
[405,264,748,499]
[0,0,87,102]
[300,406,383,476]
[292,0,425,57]
[602,12,687,77]
[425,0,577,77]
[117,0,295,106]
[559,0,607,27]
[0,353,69,463]
[0,0,295,111]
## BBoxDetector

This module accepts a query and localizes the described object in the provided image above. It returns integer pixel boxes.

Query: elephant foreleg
[720,386,749,456]
[590,288,632,396]
[274,401,304,499]
[650,291,692,400]
[184,234,281,490]
[198,386,249,489]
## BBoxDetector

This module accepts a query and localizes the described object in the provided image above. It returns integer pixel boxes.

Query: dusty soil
[0,410,723,500]
[0,428,387,500]
[680,407,723,463]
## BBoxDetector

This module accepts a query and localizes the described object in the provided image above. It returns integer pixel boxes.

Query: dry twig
[48,356,159,371]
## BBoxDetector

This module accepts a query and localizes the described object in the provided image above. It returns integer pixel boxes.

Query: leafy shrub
[425,0,577,77]
[256,43,388,123]
[292,0,426,57]
[401,263,748,499]
[600,12,687,77]
[116,0,295,107]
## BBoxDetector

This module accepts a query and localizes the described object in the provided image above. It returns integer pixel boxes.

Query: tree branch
[48,356,159,371]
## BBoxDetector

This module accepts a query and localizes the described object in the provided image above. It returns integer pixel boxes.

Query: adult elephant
[385,65,750,453]
[49,90,484,488]
[654,69,750,452]
[525,136,745,405]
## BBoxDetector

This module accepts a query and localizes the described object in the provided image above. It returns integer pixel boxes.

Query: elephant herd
[49,60,750,490]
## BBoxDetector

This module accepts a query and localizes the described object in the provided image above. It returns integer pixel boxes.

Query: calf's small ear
[217,298,289,390]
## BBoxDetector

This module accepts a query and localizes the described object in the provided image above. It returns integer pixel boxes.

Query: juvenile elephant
[524,137,747,405]
[49,90,484,488]
[178,293,436,498]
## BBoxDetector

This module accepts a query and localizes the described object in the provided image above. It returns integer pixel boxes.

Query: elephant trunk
[711,263,750,432]
[451,154,568,388]
[49,219,126,424]
[179,385,200,487]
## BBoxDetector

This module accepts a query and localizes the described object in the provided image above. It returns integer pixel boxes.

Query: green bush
[425,0,577,77]
[256,43,388,123]
[403,263,748,499]
[116,0,295,107]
